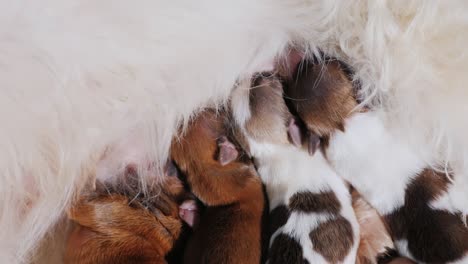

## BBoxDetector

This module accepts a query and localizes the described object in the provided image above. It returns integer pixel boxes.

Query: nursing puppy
[285,58,468,263]
[231,74,359,263]
[65,162,195,264]
[171,109,265,264]
[4,2,468,262]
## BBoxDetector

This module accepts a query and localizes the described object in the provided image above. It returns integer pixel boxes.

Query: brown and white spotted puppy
[65,162,195,264]
[170,109,265,264]
[231,74,359,264]
[285,58,468,263]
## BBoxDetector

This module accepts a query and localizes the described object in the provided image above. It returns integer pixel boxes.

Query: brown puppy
[65,163,193,264]
[171,109,265,264]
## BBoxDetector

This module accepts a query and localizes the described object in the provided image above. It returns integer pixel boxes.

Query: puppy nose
[179,200,199,228]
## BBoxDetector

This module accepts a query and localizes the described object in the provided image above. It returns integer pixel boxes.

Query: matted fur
[1,0,468,262]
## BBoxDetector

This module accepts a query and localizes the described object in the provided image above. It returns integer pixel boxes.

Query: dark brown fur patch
[284,60,357,137]
[289,191,341,214]
[268,234,305,264]
[385,169,468,263]
[269,205,290,236]
[309,216,354,263]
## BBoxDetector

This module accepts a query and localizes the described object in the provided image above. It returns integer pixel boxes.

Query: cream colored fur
[1,0,467,262]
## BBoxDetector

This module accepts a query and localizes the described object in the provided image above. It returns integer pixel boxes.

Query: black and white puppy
[231,74,359,264]
[285,58,468,264]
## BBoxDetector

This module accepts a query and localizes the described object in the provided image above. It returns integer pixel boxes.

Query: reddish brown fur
[352,191,396,264]
[65,172,190,264]
[171,109,265,264]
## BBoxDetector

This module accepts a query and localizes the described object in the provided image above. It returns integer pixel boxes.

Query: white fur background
[1,0,467,262]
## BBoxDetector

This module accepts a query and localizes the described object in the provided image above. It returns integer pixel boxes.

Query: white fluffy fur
[1,0,468,262]
[430,167,468,220]
[327,111,429,215]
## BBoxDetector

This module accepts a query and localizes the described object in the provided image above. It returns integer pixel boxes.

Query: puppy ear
[278,49,304,80]
[288,118,302,147]
[308,133,321,156]
[217,136,238,166]
[336,122,345,132]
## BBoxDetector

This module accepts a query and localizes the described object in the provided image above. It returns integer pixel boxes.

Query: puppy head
[284,59,357,137]
[66,163,191,264]
[243,74,293,145]
[231,73,321,154]
[98,161,190,219]
[170,109,258,206]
